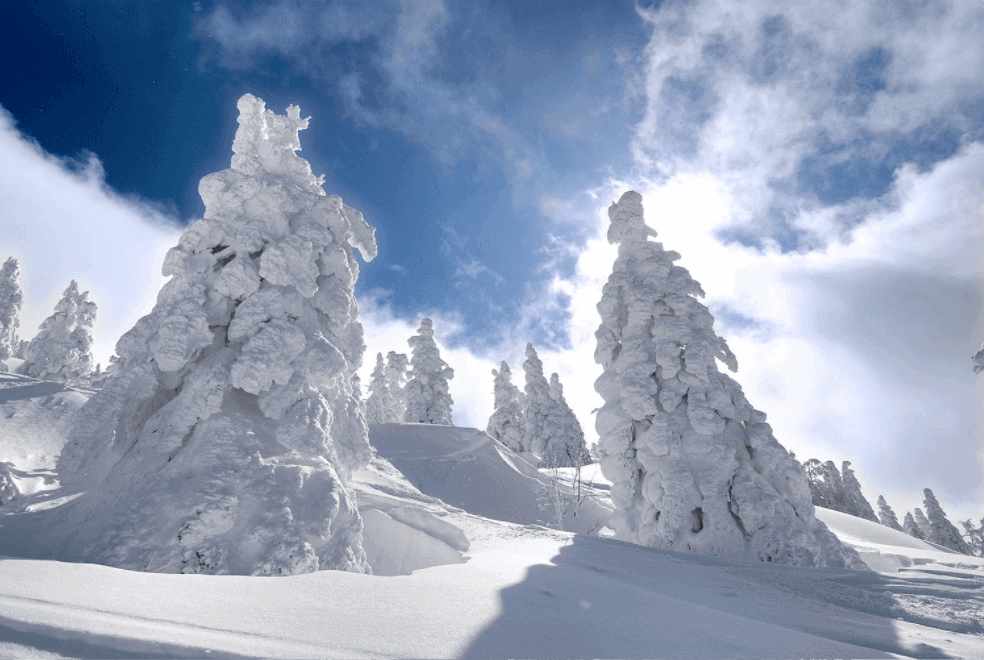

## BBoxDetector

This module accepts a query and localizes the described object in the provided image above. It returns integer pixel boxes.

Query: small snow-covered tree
[487,361,525,453]
[521,343,555,457]
[404,318,454,425]
[385,351,410,420]
[960,518,984,557]
[913,508,933,539]
[876,495,903,531]
[0,462,18,505]
[365,353,397,424]
[592,191,865,568]
[19,280,97,385]
[55,94,377,575]
[922,488,970,554]
[973,343,983,374]
[902,512,925,539]
[546,373,589,468]
[0,257,24,372]
[840,461,878,522]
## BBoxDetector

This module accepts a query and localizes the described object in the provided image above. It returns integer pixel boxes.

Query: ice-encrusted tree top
[19,280,97,385]
[923,489,970,554]
[593,191,865,568]
[366,352,397,425]
[522,343,563,459]
[913,508,932,538]
[876,495,903,532]
[404,318,454,425]
[0,257,23,371]
[547,373,589,468]
[902,512,925,539]
[56,94,377,576]
[974,344,983,375]
[487,361,524,454]
[840,461,878,522]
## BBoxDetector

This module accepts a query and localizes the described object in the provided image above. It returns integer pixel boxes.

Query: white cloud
[0,106,183,369]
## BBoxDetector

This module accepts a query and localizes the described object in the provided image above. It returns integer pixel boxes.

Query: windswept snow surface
[2,384,984,658]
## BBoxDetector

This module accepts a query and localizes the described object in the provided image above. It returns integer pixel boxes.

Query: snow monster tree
[56,94,377,575]
[0,257,23,372]
[593,191,864,568]
[19,280,97,385]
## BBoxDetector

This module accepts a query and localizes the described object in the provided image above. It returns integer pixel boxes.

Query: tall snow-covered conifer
[840,461,878,522]
[547,373,589,468]
[913,508,933,539]
[19,280,97,385]
[876,495,903,531]
[56,94,377,575]
[522,343,561,459]
[403,318,454,425]
[0,257,24,372]
[903,512,925,539]
[385,351,409,420]
[593,191,863,568]
[365,353,397,424]
[922,488,970,554]
[803,459,841,510]
[487,361,525,453]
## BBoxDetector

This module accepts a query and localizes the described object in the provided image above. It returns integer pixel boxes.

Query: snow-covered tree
[902,512,925,540]
[547,373,589,468]
[365,353,397,424]
[0,257,24,372]
[592,191,865,568]
[0,462,18,505]
[19,280,97,385]
[521,343,561,459]
[487,361,525,453]
[404,318,454,425]
[385,351,410,420]
[973,343,983,374]
[922,488,970,554]
[960,518,984,557]
[913,508,933,539]
[840,461,878,522]
[803,459,842,510]
[55,94,377,576]
[876,495,903,532]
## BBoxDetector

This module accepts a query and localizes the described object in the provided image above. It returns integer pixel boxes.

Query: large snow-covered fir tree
[0,257,23,372]
[592,191,864,568]
[487,361,525,453]
[56,94,377,576]
[902,512,925,539]
[547,373,589,468]
[913,508,933,539]
[876,495,904,532]
[365,353,398,424]
[521,344,562,459]
[403,318,454,425]
[922,488,970,554]
[385,351,410,420]
[19,280,97,385]
[840,461,878,522]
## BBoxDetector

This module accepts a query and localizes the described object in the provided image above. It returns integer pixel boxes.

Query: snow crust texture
[18,280,96,385]
[0,257,23,372]
[54,94,377,576]
[403,319,454,425]
[593,191,865,569]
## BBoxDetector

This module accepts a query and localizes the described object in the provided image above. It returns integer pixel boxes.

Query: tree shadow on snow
[462,534,953,659]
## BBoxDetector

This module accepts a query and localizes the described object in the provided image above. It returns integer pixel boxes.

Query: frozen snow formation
[547,373,589,468]
[0,257,23,372]
[19,280,97,385]
[902,511,925,539]
[487,361,525,453]
[365,353,398,424]
[593,191,865,568]
[974,344,984,375]
[0,461,18,505]
[922,488,970,554]
[913,508,933,539]
[840,461,878,522]
[802,458,876,521]
[521,343,573,464]
[55,94,377,576]
[385,351,410,419]
[403,319,454,425]
[876,495,904,532]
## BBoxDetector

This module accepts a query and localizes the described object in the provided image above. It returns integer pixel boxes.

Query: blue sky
[1,0,983,524]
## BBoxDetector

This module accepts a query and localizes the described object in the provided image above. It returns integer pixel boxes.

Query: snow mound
[369,423,612,534]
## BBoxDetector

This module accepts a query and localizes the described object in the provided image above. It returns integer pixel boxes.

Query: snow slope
[1,375,984,659]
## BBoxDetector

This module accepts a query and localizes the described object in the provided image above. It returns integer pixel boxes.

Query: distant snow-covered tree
[876,495,903,532]
[385,351,409,420]
[365,353,397,424]
[0,257,24,372]
[0,462,18,505]
[522,343,560,459]
[840,461,878,522]
[592,191,865,568]
[19,280,97,385]
[960,518,984,557]
[546,373,589,468]
[973,343,983,374]
[922,488,971,554]
[803,459,841,510]
[487,361,525,453]
[55,94,377,576]
[913,508,933,540]
[902,512,925,540]
[404,318,454,425]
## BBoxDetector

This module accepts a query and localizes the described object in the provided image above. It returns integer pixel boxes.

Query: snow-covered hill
[1,374,983,659]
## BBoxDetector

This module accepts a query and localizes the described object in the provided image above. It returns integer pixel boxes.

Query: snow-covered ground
[1,375,983,659]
